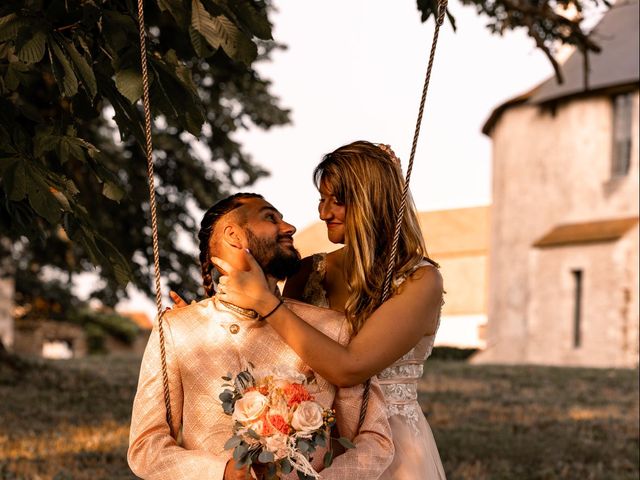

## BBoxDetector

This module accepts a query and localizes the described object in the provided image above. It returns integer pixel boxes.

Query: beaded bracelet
[260,298,284,321]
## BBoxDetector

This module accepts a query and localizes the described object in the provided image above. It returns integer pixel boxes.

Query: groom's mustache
[277,234,295,243]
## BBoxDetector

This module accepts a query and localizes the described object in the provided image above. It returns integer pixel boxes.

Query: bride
[214,140,447,479]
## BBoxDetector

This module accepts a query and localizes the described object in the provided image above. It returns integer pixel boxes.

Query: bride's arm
[214,251,443,387]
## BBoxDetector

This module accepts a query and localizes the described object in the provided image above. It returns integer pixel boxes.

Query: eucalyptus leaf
[233,442,249,462]
[323,450,333,468]
[223,435,242,450]
[337,437,355,450]
[280,459,292,474]
[297,439,310,453]
[219,390,233,402]
[257,450,274,463]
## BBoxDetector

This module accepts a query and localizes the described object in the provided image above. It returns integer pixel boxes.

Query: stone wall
[476,91,639,367]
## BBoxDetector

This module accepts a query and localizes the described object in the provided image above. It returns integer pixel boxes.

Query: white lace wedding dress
[301,254,447,479]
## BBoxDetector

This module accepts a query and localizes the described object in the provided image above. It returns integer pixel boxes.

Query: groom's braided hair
[198,193,264,297]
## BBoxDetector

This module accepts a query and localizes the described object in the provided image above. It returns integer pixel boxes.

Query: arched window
[611,93,633,178]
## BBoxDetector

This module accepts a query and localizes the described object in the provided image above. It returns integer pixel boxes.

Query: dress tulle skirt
[379,408,446,480]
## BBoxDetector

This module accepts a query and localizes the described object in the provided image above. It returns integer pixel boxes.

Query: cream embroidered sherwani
[128,297,394,479]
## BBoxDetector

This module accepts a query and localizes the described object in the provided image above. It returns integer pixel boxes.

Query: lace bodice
[300,253,441,433]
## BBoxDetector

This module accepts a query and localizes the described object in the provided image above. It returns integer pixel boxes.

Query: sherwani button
[229,324,240,334]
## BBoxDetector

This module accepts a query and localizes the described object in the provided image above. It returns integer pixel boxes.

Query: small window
[572,270,583,348]
[611,93,632,178]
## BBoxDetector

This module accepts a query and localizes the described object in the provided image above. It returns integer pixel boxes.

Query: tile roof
[533,216,639,247]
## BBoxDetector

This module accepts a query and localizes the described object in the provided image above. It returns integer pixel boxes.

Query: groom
[128,193,394,479]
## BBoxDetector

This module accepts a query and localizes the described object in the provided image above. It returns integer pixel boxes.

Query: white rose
[291,401,324,433]
[264,433,290,459]
[272,365,307,387]
[232,390,269,424]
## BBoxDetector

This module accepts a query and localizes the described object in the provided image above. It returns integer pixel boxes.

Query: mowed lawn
[0,354,638,480]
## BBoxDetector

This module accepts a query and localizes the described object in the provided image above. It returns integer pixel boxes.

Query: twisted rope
[358,0,448,431]
[136,0,174,437]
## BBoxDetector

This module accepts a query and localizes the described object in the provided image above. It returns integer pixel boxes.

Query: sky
[117,0,606,316]
[236,0,555,231]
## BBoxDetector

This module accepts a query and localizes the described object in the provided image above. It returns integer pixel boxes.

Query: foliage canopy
[0,0,289,311]
[0,0,606,317]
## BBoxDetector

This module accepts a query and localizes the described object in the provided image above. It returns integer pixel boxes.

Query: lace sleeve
[301,253,330,308]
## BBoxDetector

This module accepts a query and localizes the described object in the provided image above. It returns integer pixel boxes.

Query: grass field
[1,353,638,480]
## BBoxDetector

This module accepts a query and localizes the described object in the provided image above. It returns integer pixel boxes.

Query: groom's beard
[246,229,301,280]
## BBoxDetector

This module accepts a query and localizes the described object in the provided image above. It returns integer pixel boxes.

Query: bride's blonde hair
[314,140,435,334]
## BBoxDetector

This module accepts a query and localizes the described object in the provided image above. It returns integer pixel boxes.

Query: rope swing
[358,0,449,430]
[134,0,449,438]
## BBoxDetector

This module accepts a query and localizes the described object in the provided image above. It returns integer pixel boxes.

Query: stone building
[293,206,490,348]
[474,0,639,367]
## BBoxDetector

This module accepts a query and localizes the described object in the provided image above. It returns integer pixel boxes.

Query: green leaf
[188,25,208,57]
[226,0,273,40]
[58,137,83,164]
[50,187,71,211]
[115,69,143,104]
[191,0,257,65]
[50,41,78,97]
[112,260,131,286]
[102,181,124,202]
[102,10,138,55]
[26,171,61,224]
[3,160,26,201]
[33,130,60,157]
[17,31,47,64]
[4,63,21,90]
[64,40,97,99]
[0,14,22,42]
[157,0,188,27]
[337,437,356,450]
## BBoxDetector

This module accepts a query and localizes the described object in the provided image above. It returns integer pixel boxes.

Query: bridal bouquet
[220,364,353,479]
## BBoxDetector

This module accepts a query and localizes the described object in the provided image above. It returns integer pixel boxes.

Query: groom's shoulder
[162,298,219,331]
[283,298,349,344]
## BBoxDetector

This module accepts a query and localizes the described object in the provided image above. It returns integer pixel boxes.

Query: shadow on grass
[1,448,135,480]
[420,361,640,480]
